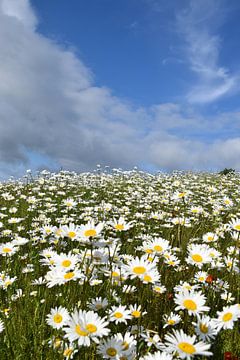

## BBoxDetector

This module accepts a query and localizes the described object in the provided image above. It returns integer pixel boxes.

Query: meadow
[0,168,239,360]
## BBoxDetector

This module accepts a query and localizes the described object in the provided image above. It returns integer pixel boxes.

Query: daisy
[148,238,171,255]
[141,331,161,349]
[228,217,240,232]
[129,304,147,319]
[64,309,110,347]
[163,312,181,328]
[115,332,137,356]
[111,217,134,231]
[63,198,77,209]
[79,221,104,240]
[108,305,132,324]
[123,255,157,280]
[62,343,78,359]
[186,244,211,268]
[214,305,239,330]
[46,306,70,329]
[192,316,218,342]
[202,232,218,243]
[163,329,212,359]
[52,252,79,270]
[61,223,80,241]
[45,267,83,288]
[153,284,167,294]
[174,290,210,316]
[0,243,19,257]
[98,337,124,359]
[88,297,108,311]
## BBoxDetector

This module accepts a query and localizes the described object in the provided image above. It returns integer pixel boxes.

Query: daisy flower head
[123,255,157,281]
[63,198,77,209]
[64,309,110,347]
[215,305,239,330]
[46,306,70,329]
[147,238,171,255]
[163,312,181,328]
[61,223,80,241]
[129,304,147,319]
[141,331,161,349]
[111,217,134,231]
[202,232,218,243]
[186,244,211,268]
[164,329,212,359]
[108,305,132,324]
[79,221,104,241]
[52,252,79,270]
[88,297,108,311]
[192,315,218,342]
[0,243,19,257]
[174,290,210,316]
[97,336,124,359]
[115,331,137,357]
[62,343,78,359]
[228,217,240,232]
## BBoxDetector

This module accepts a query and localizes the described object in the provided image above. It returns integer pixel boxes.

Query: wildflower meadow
[0,168,239,360]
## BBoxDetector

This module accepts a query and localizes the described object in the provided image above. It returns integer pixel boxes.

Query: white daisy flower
[46,306,70,329]
[174,290,210,316]
[163,329,212,359]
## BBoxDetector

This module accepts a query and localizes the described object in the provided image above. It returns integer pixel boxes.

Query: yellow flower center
[84,229,97,237]
[3,247,12,253]
[122,341,129,350]
[178,192,186,198]
[199,277,205,282]
[62,260,71,267]
[64,272,74,280]
[112,271,119,277]
[168,319,176,325]
[222,312,233,322]
[115,224,124,230]
[178,342,196,354]
[200,323,208,333]
[75,324,88,336]
[63,349,73,356]
[114,312,123,318]
[145,249,153,254]
[207,236,213,241]
[53,314,63,323]
[68,231,76,238]
[86,323,97,333]
[132,310,141,318]
[106,348,117,356]
[192,254,203,262]
[133,266,146,274]
[143,274,152,282]
[183,299,197,311]
[234,224,240,231]
[153,245,163,252]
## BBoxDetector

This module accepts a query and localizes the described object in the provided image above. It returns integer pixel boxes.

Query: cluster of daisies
[0,169,239,359]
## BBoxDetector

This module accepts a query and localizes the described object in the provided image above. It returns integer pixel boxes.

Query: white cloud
[1,0,37,29]
[176,0,239,103]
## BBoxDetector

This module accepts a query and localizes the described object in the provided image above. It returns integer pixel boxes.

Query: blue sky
[1,0,240,178]
[32,0,240,108]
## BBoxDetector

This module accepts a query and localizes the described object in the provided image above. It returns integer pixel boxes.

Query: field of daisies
[0,168,239,360]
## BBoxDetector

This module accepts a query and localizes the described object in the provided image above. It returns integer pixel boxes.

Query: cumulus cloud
[176,0,239,104]
[1,0,240,179]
